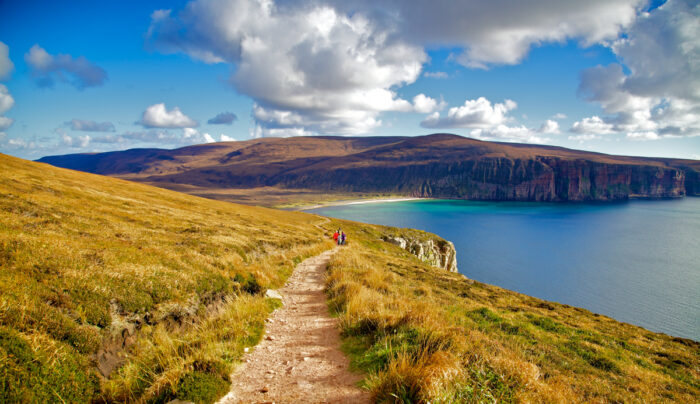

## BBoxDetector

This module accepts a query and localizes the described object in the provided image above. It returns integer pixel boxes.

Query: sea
[309,197,700,341]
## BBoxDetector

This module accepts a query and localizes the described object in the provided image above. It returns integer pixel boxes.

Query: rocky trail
[217,248,371,404]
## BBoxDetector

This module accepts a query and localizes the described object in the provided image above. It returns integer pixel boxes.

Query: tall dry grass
[0,153,331,402]
[326,229,699,403]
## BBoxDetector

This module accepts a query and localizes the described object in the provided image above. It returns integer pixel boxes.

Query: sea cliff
[37,134,700,204]
[279,157,689,202]
[381,232,458,273]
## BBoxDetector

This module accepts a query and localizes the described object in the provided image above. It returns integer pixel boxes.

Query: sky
[0,0,698,160]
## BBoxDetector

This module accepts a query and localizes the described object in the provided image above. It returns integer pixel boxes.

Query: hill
[1,153,698,402]
[38,134,700,207]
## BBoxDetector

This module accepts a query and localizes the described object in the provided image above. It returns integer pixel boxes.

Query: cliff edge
[381,231,458,273]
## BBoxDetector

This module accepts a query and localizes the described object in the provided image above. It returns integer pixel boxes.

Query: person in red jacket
[333,230,339,243]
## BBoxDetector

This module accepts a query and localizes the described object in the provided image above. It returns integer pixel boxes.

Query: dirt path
[217,248,371,404]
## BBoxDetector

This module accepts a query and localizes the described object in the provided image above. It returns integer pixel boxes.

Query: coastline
[296,196,427,211]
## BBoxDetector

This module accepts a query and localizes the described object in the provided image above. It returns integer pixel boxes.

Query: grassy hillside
[0,153,332,402]
[2,152,698,403]
[325,220,700,403]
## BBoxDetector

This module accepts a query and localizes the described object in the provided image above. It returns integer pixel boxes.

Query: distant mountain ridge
[38,134,700,203]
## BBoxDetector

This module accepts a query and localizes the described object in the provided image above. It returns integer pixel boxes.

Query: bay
[309,197,700,341]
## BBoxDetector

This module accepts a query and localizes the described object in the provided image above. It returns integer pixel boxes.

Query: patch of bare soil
[217,249,371,404]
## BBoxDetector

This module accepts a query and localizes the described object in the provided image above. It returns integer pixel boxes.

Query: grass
[2,152,699,403]
[0,153,331,402]
[326,219,700,403]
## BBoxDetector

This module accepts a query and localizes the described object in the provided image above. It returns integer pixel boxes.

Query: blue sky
[0,0,698,160]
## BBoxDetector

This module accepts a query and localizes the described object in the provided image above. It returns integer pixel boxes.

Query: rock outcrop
[381,234,458,273]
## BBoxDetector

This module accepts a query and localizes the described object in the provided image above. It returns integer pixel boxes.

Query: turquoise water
[309,198,700,341]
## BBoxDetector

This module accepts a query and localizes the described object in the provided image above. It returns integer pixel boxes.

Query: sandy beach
[297,196,426,211]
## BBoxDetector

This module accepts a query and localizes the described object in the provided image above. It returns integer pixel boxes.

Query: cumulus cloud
[183,127,215,143]
[411,94,445,114]
[0,84,14,115]
[420,96,556,143]
[60,130,91,148]
[146,0,428,135]
[0,84,14,131]
[0,133,36,151]
[538,119,560,134]
[207,111,237,125]
[576,0,700,139]
[139,103,198,128]
[144,0,694,139]
[68,119,115,132]
[24,45,107,89]
[570,116,616,135]
[0,117,13,131]
[470,124,550,144]
[336,0,644,68]
[420,97,517,129]
[0,41,14,80]
[220,134,235,141]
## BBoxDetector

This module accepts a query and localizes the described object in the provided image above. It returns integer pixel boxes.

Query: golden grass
[0,153,330,402]
[2,151,699,403]
[326,223,700,403]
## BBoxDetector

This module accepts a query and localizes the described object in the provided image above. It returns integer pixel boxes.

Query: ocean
[309,197,700,341]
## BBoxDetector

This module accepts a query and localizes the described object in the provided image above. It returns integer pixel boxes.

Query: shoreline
[296,197,427,211]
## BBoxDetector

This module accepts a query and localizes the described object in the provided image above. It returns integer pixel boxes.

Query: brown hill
[38,134,700,206]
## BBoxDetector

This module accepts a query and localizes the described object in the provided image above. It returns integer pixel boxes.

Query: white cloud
[538,119,560,134]
[420,96,555,143]
[568,134,600,142]
[0,84,14,131]
[250,125,315,139]
[552,113,567,120]
[68,119,115,132]
[576,0,700,139]
[220,134,235,141]
[183,127,216,143]
[626,131,659,141]
[0,41,14,80]
[336,0,644,68]
[0,84,14,115]
[60,132,91,148]
[0,117,13,131]
[139,103,198,128]
[144,0,696,139]
[570,116,616,135]
[24,45,107,89]
[86,127,216,147]
[146,0,428,135]
[470,124,549,144]
[411,94,444,114]
[423,71,448,79]
[421,97,516,128]
[0,133,37,151]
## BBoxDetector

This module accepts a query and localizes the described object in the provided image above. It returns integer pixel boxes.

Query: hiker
[333,230,339,244]
[340,231,346,245]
